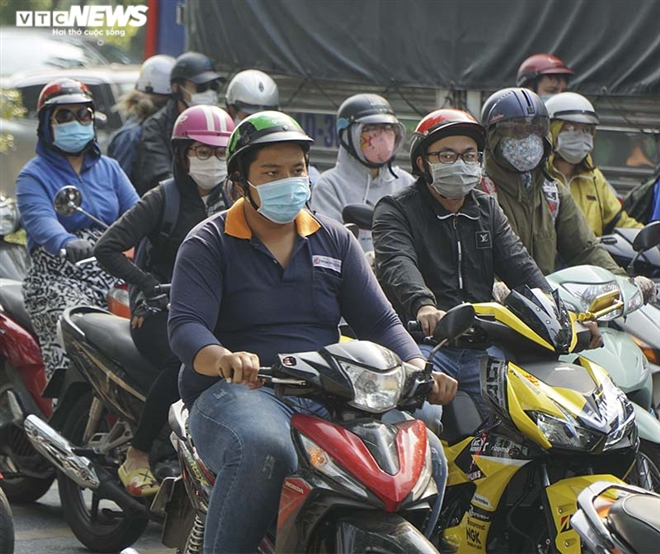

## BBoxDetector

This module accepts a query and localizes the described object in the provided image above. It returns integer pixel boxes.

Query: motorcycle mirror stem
[53,185,108,230]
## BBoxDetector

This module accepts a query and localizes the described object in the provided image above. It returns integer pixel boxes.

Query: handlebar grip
[407,320,420,333]
[153,284,171,294]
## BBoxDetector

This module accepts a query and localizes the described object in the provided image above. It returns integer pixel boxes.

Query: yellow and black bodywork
[438,292,638,553]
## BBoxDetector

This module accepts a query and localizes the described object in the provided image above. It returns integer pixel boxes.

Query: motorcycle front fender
[632,402,660,444]
[331,511,438,554]
[545,474,626,554]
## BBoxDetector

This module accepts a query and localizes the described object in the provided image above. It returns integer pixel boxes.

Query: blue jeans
[189,380,447,553]
[419,345,504,418]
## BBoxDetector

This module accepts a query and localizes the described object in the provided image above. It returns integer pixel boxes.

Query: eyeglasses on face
[52,106,94,125]
[194,80,221,93]
[362,123,397,134]
[425,149,482,165]
[497,117,548,138]
[188,145,226,160]
[562,123,596,137]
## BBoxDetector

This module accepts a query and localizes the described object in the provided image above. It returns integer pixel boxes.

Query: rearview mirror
[342,203,374,230]
[433,303,475,342]
[53,185,82,216]
[632,221,660,253]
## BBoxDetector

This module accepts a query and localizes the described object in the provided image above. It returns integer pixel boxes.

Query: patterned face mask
[499,134,545,172]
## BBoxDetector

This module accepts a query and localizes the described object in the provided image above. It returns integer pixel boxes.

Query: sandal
[118,462,160,497]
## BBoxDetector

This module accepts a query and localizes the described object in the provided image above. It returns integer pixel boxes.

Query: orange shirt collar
[225,198,321,239]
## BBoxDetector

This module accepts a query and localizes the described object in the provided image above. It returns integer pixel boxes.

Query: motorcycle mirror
[53,185,83,216]
[342,204,374,230]
[632,221,660,253]
[432,303,475,342]
[345,222,360,239]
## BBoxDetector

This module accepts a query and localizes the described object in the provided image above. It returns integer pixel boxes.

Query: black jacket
[94,168,226,305]
[131,99,179,196]
[372,179,550,321]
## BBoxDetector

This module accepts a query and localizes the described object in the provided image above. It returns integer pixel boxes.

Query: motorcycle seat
[608,494,660,552]
[73,312,159,384]
[0,278,35,335]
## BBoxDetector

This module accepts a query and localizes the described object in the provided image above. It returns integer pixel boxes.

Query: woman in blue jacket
[16,78,138,379]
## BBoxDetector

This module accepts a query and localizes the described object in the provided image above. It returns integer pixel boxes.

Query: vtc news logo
[16,5,148,27]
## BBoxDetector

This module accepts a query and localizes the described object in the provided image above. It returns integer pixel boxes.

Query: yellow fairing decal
[474,302,555,351]
[506,365,553,448]
[546,474,626,553]
[444,437,474,485]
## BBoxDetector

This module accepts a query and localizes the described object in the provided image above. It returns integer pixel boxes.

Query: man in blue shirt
[168,111,455,553]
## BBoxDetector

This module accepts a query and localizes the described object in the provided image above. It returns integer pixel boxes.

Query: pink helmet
[171,105,235,147]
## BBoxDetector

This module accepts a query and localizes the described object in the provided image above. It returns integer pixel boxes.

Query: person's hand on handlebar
[64,238,94,263]
[416,305,446,336]
[428,372,458,405]
[216,351,263,388]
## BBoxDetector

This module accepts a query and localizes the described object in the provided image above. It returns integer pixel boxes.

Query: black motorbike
[23,290,174,553]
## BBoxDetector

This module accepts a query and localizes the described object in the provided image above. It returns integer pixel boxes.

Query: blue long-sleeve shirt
[169,199,423,407]
[17,140,138,254]
[651,177,660,222]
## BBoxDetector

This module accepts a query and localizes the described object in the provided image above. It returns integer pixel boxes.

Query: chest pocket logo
[476,231,492,249]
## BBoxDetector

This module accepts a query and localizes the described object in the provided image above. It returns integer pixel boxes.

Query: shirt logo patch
[313,255,342,274]
[476,231,492,249]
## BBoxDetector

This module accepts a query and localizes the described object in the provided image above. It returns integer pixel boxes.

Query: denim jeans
[189,380,447,553]
[419,345,504,419]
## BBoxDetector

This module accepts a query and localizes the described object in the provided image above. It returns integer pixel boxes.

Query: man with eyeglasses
[545,92,643,236]
[372,109,551,415]
[132,51,224,196]
[311,93,414,253]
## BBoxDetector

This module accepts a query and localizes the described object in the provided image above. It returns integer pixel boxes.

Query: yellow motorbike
[425,287,638,553]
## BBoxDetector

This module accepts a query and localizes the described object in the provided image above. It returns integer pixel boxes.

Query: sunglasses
[195,80,221,93]
[52,107,94,125]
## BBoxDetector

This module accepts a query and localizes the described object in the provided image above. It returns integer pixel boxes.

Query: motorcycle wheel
[626,440,660,492]
[57,391,149,552]
[0,379,55,503]
[0,484,15,554]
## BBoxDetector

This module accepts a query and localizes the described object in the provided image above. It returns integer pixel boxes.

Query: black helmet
[336,93,404,167]
[226,111,313,176]
[170,52,223,85]
[481,88,549,129]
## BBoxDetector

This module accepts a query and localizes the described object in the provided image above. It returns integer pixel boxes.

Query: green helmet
[226,111,314,175]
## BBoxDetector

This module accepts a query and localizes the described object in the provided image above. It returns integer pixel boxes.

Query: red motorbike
[150,306,474,553]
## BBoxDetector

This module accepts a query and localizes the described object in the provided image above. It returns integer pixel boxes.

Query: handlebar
[256,366,307,386]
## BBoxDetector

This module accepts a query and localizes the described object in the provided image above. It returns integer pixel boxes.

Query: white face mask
[430,160,482,199]
[188,89,218,106]
[555,130,593,164]
[188,157,227,190]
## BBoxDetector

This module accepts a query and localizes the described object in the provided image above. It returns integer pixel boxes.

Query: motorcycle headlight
[0,196,20,235]
[337,360,404,413]
[563,281,622,321]
[299,434,369,499]
[529,410,602,450]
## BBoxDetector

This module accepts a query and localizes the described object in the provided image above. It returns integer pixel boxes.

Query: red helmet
[409,109,485,175]
[516,54,574,89]
[37,78,93,114]
[171,105,235,147]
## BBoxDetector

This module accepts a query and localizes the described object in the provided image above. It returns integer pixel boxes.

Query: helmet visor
[497,117,549,139]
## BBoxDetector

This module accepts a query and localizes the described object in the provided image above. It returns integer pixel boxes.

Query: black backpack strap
[158,178,180,242]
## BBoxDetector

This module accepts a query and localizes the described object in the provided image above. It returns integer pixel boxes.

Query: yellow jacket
[549,122,642,236]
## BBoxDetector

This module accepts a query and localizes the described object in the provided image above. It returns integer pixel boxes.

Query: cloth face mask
[499,134,545,172]
[188,157,227,190]
[430,160,482,199]
[52,121,95,153]
[555,130,593,164]
[250,176,311,224]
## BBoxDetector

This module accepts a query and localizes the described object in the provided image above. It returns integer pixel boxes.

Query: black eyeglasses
[188,145,226,160]
[52,106,94,125]
[425,149,482,165]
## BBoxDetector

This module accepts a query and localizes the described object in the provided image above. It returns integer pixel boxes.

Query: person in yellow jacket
[545,92,642,236]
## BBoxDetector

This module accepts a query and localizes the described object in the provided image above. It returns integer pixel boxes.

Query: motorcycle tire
[0,485,14,554]
[626,440,660,492]
[57,391,149,553]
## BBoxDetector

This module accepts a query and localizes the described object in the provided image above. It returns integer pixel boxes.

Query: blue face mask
[52,121,95,153]
[250,176,311,224]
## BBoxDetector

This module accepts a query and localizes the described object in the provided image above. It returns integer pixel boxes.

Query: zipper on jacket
[453,215,463,290]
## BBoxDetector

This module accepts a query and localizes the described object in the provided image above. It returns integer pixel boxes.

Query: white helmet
[225,69,279,114]
[545,92,599,125]
[136,55,177,95]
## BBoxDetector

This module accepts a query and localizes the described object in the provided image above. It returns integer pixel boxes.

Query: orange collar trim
[225,198,321,239]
